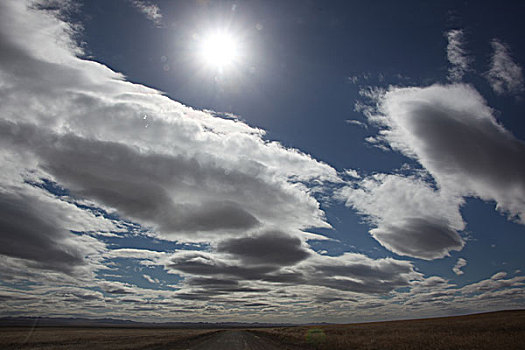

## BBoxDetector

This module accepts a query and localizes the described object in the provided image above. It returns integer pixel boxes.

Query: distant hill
[0,316,298,328]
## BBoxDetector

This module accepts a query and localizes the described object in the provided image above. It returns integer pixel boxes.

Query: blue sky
[1,0,525,323]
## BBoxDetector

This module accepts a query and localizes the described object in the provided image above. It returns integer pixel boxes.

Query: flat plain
[0,327,218,350]
[1,310,524,349]
[251,310,525,349]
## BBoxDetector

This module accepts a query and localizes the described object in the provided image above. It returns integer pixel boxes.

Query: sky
[1,0,525,324]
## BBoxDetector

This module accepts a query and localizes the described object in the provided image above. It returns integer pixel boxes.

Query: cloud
[306,253,420,294]
[452,257,467,275]
[446,29,470,82]
[0,181,112,275]
[0,0,339,246]
[0,0,371,320]
[167,243,420,299]
[167,250,292,283]
[460,272,525,294]
[486,39,524,95]
[216,231,311,266]
[338,173,465,260]
[367,84,525,224]
[98,281,136,295]
[5,0,524,323]
[371,218,464,260]
[347,82,525,259]
[343,169,361,179]
[345,119,368,128]
[129,0,162,26]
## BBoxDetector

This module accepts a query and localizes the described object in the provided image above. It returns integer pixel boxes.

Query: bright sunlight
[198,31,240,70]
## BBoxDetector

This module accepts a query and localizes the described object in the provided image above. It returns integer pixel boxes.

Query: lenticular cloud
[375,84,525,223]
[338,172,465,260]
[341,83,525,260]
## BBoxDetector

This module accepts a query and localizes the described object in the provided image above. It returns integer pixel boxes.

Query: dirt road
[179,330,286,350]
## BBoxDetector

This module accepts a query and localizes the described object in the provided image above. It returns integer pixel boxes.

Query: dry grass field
[0,327,219,350]
[1,310,524,349]
[249,310,525,350]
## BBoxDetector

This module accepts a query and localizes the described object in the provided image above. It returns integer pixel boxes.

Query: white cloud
[345,119,368,128]
[453,257,467,275]
[338,173,465,260]
[104,248,167,262]
[368,83,525,224]
[347,82,525,260]
[143,274,159,284]
[4,0,427,322]
[460,272,525,295]
[446,29,471,82]
[487,39,524,95]
[0,0,340,246]
[343,169,361,179]
[0,0,354,318]
[3,0,524,323]
[129,0,162,26]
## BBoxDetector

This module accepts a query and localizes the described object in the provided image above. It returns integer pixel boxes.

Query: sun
[198,31,240,70]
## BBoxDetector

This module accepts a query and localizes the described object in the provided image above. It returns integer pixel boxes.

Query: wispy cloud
[129,0,162,26]
[487,39,524,95]
[446,29,471,82]
[345,119,368,128]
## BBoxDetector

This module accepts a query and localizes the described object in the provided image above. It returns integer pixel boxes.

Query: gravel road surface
[181,330,284,350]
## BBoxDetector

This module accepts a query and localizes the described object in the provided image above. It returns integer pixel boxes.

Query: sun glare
[198,31,240,70]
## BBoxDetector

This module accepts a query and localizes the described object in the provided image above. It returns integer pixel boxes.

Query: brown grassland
[1,310,524,349]
[249,310,525,349]
[0,327,219,350]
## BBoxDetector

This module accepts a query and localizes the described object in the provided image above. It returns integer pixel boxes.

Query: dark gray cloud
[371,218,464,260]
[0,121,265,236]
[167,251,277,280]
[217,231,310,266]
[170,245,309,290]
[169,234,420,298]
[36,132,260,234]
[0,190,100,274]
[168,249,419,298]
[307,254,419,294]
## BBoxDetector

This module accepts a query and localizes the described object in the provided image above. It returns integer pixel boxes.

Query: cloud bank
[1,0,525,323]
[0,0,341,250]
[0,0,426,321]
